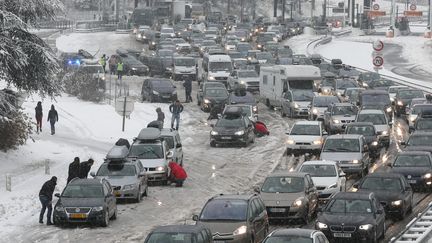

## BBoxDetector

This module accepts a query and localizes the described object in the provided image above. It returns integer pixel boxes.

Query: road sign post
[115,96,134,132]
[372,40,384,72]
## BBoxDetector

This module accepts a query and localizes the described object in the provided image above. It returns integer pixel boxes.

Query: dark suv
[141,78,177,103]
[316,192,386,242]
[53,178,117,227]
[394,88,424,117]
[193,194,269,243]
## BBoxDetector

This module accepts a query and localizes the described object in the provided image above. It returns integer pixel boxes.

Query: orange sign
[404,10,422,16]
[367,11,386,17]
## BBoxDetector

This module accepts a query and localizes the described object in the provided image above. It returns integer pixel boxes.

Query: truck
[205,55,233,87]
[259,65,321,109]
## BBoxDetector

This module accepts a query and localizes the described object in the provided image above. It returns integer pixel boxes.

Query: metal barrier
[391,202,432,243]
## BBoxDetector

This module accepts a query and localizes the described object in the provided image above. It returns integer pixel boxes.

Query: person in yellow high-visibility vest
[99,54,107,72]
[117,60,124,80]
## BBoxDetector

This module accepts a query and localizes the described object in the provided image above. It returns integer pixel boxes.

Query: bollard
[45,159,50,175]
[6,174,11,192]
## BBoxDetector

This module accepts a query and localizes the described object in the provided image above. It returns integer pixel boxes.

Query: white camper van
[259,65,321,108]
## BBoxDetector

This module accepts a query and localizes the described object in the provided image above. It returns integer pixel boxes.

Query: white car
[355,109,391,147]
[298,160,346,203]
[286,121,326,156]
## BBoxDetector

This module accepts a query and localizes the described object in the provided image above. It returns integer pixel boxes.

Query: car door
[251,199,267,241]
[401,177,413,212]
[305,175,318,214]
[103,181,115,216]
[372,196,385,236]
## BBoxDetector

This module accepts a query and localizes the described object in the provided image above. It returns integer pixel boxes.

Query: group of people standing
[35,102,59,135]
[99,54,125,81]
[153,100,184,131]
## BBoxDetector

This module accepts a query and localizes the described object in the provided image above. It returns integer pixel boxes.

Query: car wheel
[110,206,117,220]
[210,140,216,147]
[143,185,148,196]
[101,210,109,227]
[135,187,142,203]
[280,107,286,117]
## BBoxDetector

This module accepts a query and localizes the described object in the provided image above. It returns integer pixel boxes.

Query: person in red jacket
[168,161,187,187]
[254,121,270,137]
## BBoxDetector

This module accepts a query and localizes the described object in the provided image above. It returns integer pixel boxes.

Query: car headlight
[211,130,218,136]
[352,159,359,164]
[386,107,392,113]
[151,41,156,45]
[92,206,104,212]
[123,184,135,190]
[253,106,257,112]
[137,34,142,38]
[294,103,299,109]
[359,224,373,230]
[233,225,247,235]
[101,76,106,81]
[312,108,318,114]
[152,90,159,95]
[241,38,245,41]
[208,76,215,80]
[55,206,64,212]
[391,200,402,206]
[131,67,137,70]
[397,100,403,106]
[410,116,416,122]
[327,183,338,189]
[317,222,328,229]
[239,80,245,84]
[382,130,388,136]
[156,166,165,172]
[424,173,432,179]
[286,139,295,145]
[390,97,395,102]
[333,119,340,124]
[322,88,329,93]
[371,141,378,146]
[313,140,322,145]
[337,91,341,96]
[235,130,245,136]
[292,199,302,207]
[257,44,262,48]
[204,99,211,104]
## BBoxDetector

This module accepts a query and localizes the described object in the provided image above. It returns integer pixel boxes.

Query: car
[315,192,386,242]
[201,86,229,112]
[335,78,359,97]
[320,134,371,177]
[341,87,365,104]
[236,42,252,57]
[227,69,260,92]
[323,103,358,134]
[406,103,432,128]
[357,72,380,88]
[114,51,149,76]
[257,172,318,224]
[280,90,315,118]
[358,90,393,120]
[298,160,346,204]
[197,82,226,106]
[411,116,432,133]
[92,145,148,202]
[394,88,425,117]
[172,56,196,81]
[263,228,329,243]
[286,121,326,156]
[319,72,337,96]
[141,78,177,103]
[139,54,171,77]
[160,128,184,166]
[144,225,213,243]
[355,109,391,147]
[345,122,380,159]
[401,131,432,150]
[193,194,269,243]
[309,96,340,121]
[53,178,117,227]
[255,52,275,64]
[161,27,176,38]
[388,150,432,190]
[228,90,257,107]
[274,47,293,59]
[352,172,413,219]
[223,104,257,123]
[210,108,255,147]
[388,85,408,102]
[365,78,394,90]
[128,128,173,184]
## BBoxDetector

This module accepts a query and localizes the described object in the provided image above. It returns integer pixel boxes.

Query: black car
[228,90,256,107]
[210,107,255,147]
[411,116,432,133]
[357,72,380,88]
[144,225,213,243]
[345,122,380,159]
[365,78,394,90]
[53,178,117,227]
[401,131,432,150]
[114,52,149,76]
[394,88,425,117]
[353,172,413,219]
[141,78,177,102]
[200,87,229,112]
[263,228,329,243]
[139,55,171,77]
[388,150,432,190]
[359,90,393,120]
[315,192,386,242]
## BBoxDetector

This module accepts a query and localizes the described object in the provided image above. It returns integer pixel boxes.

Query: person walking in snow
[35,101,43,133]
[169,100,184,130]
[183,78,193,103]
[47,105,58,135]
[39,176,57,225]
[67,157,80,184]
[156,107,165,128]
[79,159,94,179]
[117,60,124,80]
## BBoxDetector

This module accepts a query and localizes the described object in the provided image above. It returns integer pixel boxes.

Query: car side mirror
[192,214,199,221]
[376,209,383,214]
[217,114,222,119]
[166,151,174,159]
[55,193,61,198]
[253,185,260,193]
[386,162,392,167]
[173,85,177,88]
[176,143,182,148]
[90,172,96,177]
[248,123,253,128]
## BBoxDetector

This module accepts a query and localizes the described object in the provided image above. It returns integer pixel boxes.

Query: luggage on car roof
[106,145,129,160]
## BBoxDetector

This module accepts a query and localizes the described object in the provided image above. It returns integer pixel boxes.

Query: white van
[206,55,232,86]
[259,65,321,108]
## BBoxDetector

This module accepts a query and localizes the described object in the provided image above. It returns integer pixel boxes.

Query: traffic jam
[51,10,432,243]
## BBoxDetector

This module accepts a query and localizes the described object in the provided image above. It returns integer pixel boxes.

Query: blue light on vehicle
[75,60,80,65]
[68,60,72,64]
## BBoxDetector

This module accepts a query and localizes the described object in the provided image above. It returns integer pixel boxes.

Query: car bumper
[53,210,105,225]
[211,135,248,144]
[145,171,168,182]
[265,206,306,220]
[112,188,139,199]
[320,228,375,242]
[151,94,177,102]
[286,144,322,155]
[292,108,310,117]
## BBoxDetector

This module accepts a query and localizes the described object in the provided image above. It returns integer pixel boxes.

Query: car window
[361,177,402,191]
[129,143,163,159]
[300,165,337,177]
[162,136,175,149]
[264,236,313,243]
[346,126,375,136]
[408,135,432,146]
[216,117,244,128]
[261,176,304,193]
[146,232,194,243]
[197,231,204,243]
[200,199,248,221]
[394,154,432,167]
[323,139,360,152]
[327,199,372,214]
[331,106,358,116]
[356,113,386,125]
[290,124,320,136]
[62,185,104,198]
[250,200,259,218]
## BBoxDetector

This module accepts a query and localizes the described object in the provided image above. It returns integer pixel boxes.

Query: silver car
[227,69,260,92]
[323,103,358,134]
[355,109,391,147]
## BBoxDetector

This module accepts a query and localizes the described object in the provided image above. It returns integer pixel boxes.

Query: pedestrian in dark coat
[207,104,224,120]
[35,101,43,133]
[156,107,165,128]
[79,159,94,178]
[47,105,58,135]
[169,100,184,130]
[67,157,80,183]
[183,79,193,103]
[39,176,57,225]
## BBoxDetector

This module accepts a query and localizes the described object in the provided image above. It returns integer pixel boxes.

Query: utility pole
[390,0,396,29]
[252,0,256,20]
[241,0,244,22]
[282,0,286,21]
[351,0,355,26]
[274,0,278,17]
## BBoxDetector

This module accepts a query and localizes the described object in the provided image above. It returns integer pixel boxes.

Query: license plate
[408,180,417,184]
[70,213,87,219]
[299,146,309,149]
[221,136,231,140]
[334,233,351,238]
[214,241,225,243]
[270,208,286,212]
[114,190,121,196]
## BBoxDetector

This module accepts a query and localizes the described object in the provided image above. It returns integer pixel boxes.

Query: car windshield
[161,136,174,149]
[313,97,339,107]
[300,164,337,177]
[331,106,358,116]
[209,62,232,71]
[346,126,375,136]
[262,176,304,193]
[146,232,194,243]
[97,164,136,176]
[361,94,390,105]
[321,78,335,87]
[412,106,430,114]
[290,124,320,135]
[158,51,173,57]
[237,44,251,51]
[238,71,258,78]
[256,53,272,60]
[408,134,432,146]
[200,199,247,221]
[151,80,172,88]
[370,79,394,87]
[336,80,358,89]
[389,86,407,93]
[277,48,292,56]
[356,113,386,125]
[205,89,228,97]
[361,177,402,191]
[161,28,174,33]
[62,185,104,198]
[216,118,244,128]
[323,139,360,152]
[345,89,362,99]
[205,30,217,35]
[81,66,104,73]
[327,199,373,214]
[175,58,195,66]
[264,236,313,243]
[292,90,314,101]
[399,90,424,99]
[129,144,163,159]
[394,154,431,167]
[416,120,432,130]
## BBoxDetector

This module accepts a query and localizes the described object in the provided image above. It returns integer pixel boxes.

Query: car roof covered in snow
[106,145,129,160]
[137,127,161,140]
